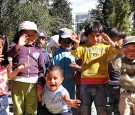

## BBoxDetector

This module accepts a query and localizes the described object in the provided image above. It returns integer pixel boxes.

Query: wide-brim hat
[18,21,39,33]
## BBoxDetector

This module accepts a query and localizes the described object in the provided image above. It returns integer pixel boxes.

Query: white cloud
[69,0,98,13]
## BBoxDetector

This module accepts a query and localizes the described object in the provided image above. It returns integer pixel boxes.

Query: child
[7,21,45,115]
[71,21,119,115]
[106,28,126,115]
[35,29,51,73]
[52,28,77,99]
[111,36,135,115]
[37,65,81,115]
[0,35,28,114]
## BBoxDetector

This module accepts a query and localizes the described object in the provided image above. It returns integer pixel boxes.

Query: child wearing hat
[111,36,135,114]
[7,21,44,115]
[52,28,77,107]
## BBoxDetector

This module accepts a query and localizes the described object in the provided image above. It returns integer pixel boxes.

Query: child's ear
[61,77,64,82]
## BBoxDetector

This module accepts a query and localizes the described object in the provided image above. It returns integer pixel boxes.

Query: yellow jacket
[71,43,118,84]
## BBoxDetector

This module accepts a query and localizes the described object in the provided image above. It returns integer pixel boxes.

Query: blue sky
[69,0,98,13]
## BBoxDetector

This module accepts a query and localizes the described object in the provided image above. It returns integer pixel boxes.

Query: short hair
[46,65,63,77]
[84,21,103,37]
[109,28,126,39]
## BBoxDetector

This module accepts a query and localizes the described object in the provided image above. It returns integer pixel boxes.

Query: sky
[69,0,98,13]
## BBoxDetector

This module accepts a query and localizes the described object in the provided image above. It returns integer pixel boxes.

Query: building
[72,12,91,33]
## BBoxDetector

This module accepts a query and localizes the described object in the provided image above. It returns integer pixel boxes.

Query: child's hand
[71,32,80,45]
[0,55,4,63]
[69,61,81,71]
[101,33,111,43]
[18,34,29,46]
[17,63,28,71]
[36,84,43,95]
[68,99,81,108]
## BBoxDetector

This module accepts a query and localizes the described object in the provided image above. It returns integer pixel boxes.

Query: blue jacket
[52,47,77,79]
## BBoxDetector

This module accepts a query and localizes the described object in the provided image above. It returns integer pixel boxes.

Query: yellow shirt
[71,43,118,84]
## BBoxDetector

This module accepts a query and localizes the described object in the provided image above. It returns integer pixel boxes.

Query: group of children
[0,20,135,115]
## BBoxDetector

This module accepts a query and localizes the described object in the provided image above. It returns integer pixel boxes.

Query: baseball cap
[123,36,135,47]
[18,21,38,33]
[46,35,60,48]
[59,28,73,39]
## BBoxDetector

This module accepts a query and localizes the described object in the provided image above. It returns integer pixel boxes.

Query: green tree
[49,0,72,32]
[88,0,132,34]
[0,0,50,41]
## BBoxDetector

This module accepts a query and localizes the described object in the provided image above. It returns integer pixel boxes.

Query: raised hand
[18,34,29,46]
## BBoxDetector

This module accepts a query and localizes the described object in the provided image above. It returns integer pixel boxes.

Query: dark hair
[34,38,42,49]
[84,21,103,37]
[46,65,63,77]
[80,32,87,45]
[0,35,9,66]
[109,28,126,39]
[13,30,23,44]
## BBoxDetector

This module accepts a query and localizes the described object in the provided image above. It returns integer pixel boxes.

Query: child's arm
[36,85,43,102]
[8,63,28,79]
[101,33,119,48]
[70,32,81,50]
[62,94,81,108]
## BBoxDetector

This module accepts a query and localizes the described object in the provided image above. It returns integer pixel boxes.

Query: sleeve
[71,46,85,59]
[111,53,122,70]
[38,49,45,77]
[7,42,18,57]
[61,88,69,97]
[52,51,59,65]
[107,45,119,61]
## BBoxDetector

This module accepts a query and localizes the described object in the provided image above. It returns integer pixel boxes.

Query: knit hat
[123,36,135,47]
[18,21,38,33]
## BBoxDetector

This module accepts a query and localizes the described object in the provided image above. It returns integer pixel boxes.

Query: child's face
[22,30,37,45]
[112,37,123,47]
[0,41,3,55]
[87,32,102,45]
[60,38,72,50]
[45,70,63,92]
[123,44,135,59]
[38,37,46,47]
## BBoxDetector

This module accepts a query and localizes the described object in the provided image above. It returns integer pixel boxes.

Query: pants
[119,91,135,115]
[12,81,37,115]
[42,106,71,115]
[106,84,120,115]
[80,84,107,115]
[0,95,9,115]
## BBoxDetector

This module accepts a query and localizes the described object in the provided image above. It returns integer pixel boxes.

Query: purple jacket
[7,43,44,82]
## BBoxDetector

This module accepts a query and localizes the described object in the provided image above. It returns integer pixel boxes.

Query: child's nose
[51,79,55,83]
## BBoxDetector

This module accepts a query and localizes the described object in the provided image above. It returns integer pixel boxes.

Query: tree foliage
[0,0,72,41]
[49,0,72,30]
[87,0,133,35]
